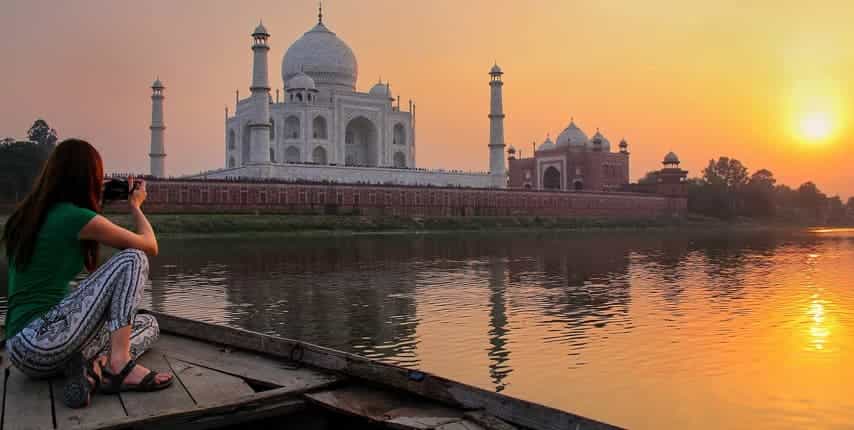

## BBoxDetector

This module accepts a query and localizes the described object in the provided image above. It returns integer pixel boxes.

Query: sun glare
[786,79,845,144]
[799,112,833,141]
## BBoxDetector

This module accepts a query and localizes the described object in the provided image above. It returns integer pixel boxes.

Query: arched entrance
[393,123,406,146]
[241,124,251,165]
[344,116,378,166]
[312,146,328,164]
[573,180,584,190]
[542,166,561,190]
[393,151,406,168]
[285,146,300,163]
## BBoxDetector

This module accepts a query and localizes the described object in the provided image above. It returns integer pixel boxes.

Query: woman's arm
[79,179,159,256]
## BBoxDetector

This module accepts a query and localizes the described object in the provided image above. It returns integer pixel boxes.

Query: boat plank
[169,359,255,405]
[3,368,53,430]
[120,348,195,417]
[156,333,340,392]
[79,386,305,430]
[150,310,624,430]
[306,385,463,430]
[435,421,488,430]
[51,378,127,429]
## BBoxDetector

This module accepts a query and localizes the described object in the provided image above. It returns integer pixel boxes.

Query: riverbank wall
[106,179,686,218]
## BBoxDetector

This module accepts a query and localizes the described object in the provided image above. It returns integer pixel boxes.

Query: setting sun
[799,112,833,141]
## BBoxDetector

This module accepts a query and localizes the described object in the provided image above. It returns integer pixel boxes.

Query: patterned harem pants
[7,249,159,379]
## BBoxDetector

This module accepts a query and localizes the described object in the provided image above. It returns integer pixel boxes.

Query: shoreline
[0,212,839,240]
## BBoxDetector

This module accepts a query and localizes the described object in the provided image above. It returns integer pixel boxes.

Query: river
[3,228,854,429]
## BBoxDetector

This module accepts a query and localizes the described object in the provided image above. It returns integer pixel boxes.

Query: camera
[102,178,140,202]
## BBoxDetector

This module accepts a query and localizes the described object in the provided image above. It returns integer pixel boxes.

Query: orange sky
[1,0,852,197]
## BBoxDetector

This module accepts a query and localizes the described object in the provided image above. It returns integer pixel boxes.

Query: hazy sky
[1,0,852,197]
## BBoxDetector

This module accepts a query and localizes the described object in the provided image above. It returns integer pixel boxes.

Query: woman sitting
[3,138,173,409]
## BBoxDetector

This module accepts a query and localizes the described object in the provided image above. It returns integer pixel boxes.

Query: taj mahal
[148,6,683,193]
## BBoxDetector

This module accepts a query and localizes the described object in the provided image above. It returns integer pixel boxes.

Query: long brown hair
[3,138,103,272]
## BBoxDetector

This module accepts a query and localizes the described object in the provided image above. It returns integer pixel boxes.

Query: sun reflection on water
[808,296,831,351]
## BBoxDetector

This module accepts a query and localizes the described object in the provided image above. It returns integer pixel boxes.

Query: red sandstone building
[507,120,630,191]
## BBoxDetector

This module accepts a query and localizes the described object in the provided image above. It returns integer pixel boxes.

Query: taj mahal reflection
[142,231,795,392]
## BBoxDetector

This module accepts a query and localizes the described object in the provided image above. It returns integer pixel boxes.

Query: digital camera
[102,178,140,202]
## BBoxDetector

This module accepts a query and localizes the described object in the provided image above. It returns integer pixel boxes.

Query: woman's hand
[128,177,147,209]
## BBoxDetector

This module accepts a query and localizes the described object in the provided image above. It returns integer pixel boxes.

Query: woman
[3,138,173,409]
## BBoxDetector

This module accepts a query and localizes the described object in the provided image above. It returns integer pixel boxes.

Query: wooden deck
[0,312,623,430]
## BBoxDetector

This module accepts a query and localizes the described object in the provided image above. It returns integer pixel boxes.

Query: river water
[3,229,854,429]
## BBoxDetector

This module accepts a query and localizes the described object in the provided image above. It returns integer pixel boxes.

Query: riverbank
[0,212,826,238]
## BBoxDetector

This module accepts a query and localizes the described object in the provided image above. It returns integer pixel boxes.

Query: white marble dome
[538,136,556,151]
[590,130,611,152]
[369,81,392,98]
[282,22,358,91]
[286,72,316,90]
[556,120,588,148]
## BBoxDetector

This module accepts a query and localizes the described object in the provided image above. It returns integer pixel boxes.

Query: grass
[0,212,810,239]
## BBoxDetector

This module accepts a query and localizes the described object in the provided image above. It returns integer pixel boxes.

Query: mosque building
[149,6,683,196]
[506,122,631,191]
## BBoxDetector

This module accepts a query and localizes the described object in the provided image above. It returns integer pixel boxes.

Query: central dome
[282,22,358,91]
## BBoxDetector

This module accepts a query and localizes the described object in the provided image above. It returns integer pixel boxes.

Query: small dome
[253,21,269,36]
[619,138,628,147]
[590,130,611,152]
[490,63,503,75]
[555,120,588,148]
[369,81,392,99]
[286,72,316,90]
[663,151,680,165]
[151,78,164,89]
[537,136,556,151]
[507,145,517,154]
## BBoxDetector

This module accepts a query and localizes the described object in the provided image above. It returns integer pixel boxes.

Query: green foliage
[638,171,659,185]
[0,119,58,202]
[688,156,848,225]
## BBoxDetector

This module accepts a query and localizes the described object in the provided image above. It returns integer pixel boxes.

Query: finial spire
[318,0,323,24]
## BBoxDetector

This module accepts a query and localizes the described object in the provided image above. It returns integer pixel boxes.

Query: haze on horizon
[1,0,852,197]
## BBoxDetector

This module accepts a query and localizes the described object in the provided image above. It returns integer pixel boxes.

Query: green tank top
[5,202,97,338]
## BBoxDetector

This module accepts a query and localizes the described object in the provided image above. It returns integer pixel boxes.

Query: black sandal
[100,358,173,394]
[63,352,102,409]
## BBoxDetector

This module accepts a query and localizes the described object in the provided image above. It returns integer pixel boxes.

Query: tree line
[683,157,852,224]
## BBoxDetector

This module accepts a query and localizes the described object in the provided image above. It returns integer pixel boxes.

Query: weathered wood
[156,333,340,391]
[306,385,463,430]
[79,385,306,430]
[463,411,518,430]
[120,347,196,417]
[148,310,623,430]
[51,377,127,429]
[169,359,255,405]
[436,421,488,430]
[3,368,53,430]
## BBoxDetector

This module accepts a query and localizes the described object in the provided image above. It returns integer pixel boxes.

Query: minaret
[488,63,507,187]
[248,21,272,164]
[149,78,166,177]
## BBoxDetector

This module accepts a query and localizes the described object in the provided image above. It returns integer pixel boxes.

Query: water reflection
[3,229,854,429]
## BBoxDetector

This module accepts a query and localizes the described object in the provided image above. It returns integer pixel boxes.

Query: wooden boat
[0,310,623,430]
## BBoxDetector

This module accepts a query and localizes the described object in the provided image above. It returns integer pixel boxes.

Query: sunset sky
[1,0,852,197]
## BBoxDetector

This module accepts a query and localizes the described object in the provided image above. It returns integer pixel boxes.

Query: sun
[799,112,833,141]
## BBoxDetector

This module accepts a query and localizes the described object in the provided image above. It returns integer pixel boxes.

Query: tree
[638,171,659,185]
[27,119,58,147]
[702,157,749,191]
[0,119,58,202]
[797,182,828,222]
[743,169,777,217]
